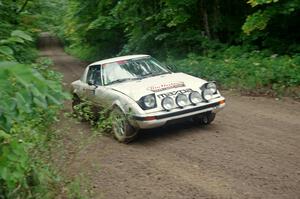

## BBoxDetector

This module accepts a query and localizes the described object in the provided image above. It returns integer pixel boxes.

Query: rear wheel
[194,111,216,125]
[111,107,138,143]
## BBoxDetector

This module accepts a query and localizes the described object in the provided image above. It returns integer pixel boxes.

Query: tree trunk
[199,0,211,39]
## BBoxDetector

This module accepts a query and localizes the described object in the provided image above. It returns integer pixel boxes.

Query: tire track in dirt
[39,34,300,199]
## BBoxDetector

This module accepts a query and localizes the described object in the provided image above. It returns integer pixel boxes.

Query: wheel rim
[113,112,125,137]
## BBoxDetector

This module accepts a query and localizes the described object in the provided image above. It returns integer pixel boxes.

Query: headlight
[176,94,189,107]
[161,97,175,111]
[202,88,214,101]
[139,94,157,110]
[200,82,217,101]
[206,82,217,94]
[189,91,202,104]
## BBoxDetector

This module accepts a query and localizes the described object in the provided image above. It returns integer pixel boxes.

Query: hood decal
[148,81,185,92]
[157,88,193,99]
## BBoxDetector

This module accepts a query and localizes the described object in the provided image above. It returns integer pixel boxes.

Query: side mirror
[87,79,95,86]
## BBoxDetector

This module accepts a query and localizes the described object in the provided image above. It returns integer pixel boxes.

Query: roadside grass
[166,46,300,99]
[0,58,71,198]
[43,98,117,198]
[66,175,90,199]
[43,111,99,199]
[0,57,98,198]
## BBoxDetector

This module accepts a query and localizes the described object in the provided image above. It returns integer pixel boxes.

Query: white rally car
[71,55,225,142]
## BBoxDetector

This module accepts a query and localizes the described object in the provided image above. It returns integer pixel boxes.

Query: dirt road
[40,35,300,199]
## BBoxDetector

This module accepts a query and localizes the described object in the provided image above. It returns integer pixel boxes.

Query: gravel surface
[40,34,300,199]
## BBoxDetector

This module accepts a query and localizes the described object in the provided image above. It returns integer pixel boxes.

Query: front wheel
[111,108,138,143]
[193,111,216,125]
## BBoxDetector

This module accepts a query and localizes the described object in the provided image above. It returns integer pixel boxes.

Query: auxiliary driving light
[162,97,175,111]
[189,91,202,104]
[176,94,189,107]
[202,88,214,101]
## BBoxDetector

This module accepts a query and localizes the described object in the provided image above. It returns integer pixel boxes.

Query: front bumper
[130,97,225,129]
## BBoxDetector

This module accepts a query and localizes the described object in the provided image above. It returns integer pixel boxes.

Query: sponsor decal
[148,82,185,92]
[102,60,128,67]
[157,88,193,99]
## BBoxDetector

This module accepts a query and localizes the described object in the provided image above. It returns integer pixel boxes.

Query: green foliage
[11,30,33,42]
[0,0,40,64]
[33,0,68,32]
[169,46,300,97]
[0,46,13,58]
[58,0,299,96]
[72,100,113,134]
[66,176,89,199]
[247,0,280,7]
[0,30,35,62]
[0,132,28,195]
[73,100,96,122]
[0,61,69,198]
[60,0,300,57]
[0,62,67,131]
[60,0,250,60]
[0,1,70,197]
[33,57,64,82]
[242,10,271,35]
[243,0,300,37]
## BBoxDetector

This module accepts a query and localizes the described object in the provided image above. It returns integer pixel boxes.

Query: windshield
[102,57,171,85]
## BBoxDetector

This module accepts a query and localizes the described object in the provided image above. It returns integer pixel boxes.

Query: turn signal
[219,100,225,105]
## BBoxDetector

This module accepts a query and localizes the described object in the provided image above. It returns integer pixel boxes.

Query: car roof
[89,54,150,66]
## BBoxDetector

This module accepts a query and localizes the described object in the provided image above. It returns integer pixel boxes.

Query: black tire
[111,107,138,143]
[194,111,216,125]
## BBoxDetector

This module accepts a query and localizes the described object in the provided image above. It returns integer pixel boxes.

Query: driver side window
[87,65,102,85]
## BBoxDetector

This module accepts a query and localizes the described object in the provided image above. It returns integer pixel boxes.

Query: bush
[168,46,300,97]
[0,61,69,198]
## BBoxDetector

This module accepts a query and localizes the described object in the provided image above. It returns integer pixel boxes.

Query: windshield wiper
[155,71,172,75]
[142,72,154,77]
[141,71,171,78]
[107,78,140,85]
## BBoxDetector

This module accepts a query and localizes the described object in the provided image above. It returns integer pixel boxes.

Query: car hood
[107,72,207,101]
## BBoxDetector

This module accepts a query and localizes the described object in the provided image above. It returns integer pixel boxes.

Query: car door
[84,65,102,103]
[85,65,112,107]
